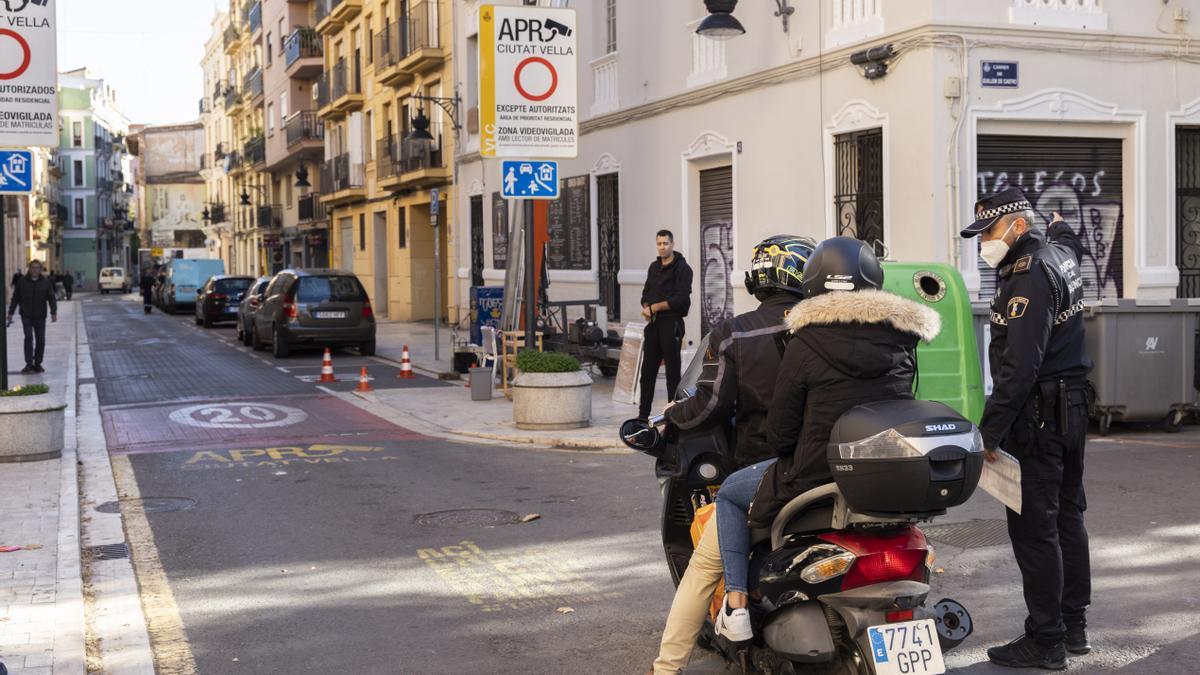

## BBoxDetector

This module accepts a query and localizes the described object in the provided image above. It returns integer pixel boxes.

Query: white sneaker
[713,595,753,642]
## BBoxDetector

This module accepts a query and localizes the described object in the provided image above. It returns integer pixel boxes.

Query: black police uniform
[983,223,1093,648]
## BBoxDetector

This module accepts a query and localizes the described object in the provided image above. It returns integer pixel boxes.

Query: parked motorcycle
[621,341,982,674]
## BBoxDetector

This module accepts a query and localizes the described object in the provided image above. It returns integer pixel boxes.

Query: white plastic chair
[479,325,500,380]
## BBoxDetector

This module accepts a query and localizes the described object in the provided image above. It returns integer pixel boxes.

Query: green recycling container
[881,262,986,424]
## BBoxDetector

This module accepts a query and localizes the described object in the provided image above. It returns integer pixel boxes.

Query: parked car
[98,267,130,294]
[163,258,225,313]
[195,275,255,328]
[236,277,271,345]
[250,269,376,358]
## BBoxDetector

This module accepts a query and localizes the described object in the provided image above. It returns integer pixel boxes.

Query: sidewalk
[374,318,462,379]
[0,302,85,675]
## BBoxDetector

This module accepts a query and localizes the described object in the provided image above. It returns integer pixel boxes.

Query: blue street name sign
[0,150,34,195]
[981,61,1019,88]
[500,160,559,200]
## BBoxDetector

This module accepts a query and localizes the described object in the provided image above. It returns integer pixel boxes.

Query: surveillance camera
[850,43,897,65]
[545,19,572,38]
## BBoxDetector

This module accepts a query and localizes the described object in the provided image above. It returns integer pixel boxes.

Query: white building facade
[451,0,1200,344]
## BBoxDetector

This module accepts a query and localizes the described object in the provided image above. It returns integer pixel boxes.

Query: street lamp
[696,0,746,39]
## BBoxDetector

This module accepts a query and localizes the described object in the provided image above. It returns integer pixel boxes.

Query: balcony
[54,203,68,224]
[285,111,324,148]
[214,142,226,163]
[244,135,266,166]
[223,24,241,55]
[256,204,283,230]
[320,153,365,204]
[298,193,327,223]
[329,58,363,116]
[224,149,243,173]
[208,203,227,224]
[245,66,264,103]
[396,3,444,79]
[375,127,448,191]
[316,0,361,35]
[284,27,323,79]
[247,1,262,37]
[225,84,244,114]
[199,96,210,115]
[98,177,114,193]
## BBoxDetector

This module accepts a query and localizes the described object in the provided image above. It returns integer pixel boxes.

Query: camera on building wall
[850,43,896,80]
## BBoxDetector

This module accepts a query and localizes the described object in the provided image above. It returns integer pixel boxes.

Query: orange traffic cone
[356,367,373,392]
[397,344,415,379]
[318,348,338,383]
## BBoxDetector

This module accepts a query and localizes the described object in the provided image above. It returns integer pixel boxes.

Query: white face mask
[979,221,1018,268]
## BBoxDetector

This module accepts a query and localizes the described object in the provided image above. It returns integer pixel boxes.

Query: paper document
[979,449,1022,515]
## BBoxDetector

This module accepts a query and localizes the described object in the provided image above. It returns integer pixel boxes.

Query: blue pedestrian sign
[501,160,559,200]
[0,150,33,195]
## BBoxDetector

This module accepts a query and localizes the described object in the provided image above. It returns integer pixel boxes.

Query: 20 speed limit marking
[168,403,309,429]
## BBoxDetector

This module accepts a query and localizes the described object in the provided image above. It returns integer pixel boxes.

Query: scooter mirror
[619,418,661,453]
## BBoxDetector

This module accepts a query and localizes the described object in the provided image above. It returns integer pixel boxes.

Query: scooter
[622,392,981,674]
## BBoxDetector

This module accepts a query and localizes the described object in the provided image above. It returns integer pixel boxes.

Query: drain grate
[413,509,522,528]
[89,542,130,560]
[95,497,197,514]
[923,519,1011,549]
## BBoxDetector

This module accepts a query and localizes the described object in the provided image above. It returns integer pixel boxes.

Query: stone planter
[0,393,67,463]
[512,370,592,430]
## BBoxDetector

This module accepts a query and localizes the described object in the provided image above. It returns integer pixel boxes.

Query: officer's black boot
[987,635,1067,670]
[1065,622,1091,655]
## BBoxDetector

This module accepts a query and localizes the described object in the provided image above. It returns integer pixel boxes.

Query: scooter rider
[650,234,817,675]
[710,237,942,642]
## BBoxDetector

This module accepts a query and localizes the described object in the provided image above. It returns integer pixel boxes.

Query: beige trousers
[652,519,723,674]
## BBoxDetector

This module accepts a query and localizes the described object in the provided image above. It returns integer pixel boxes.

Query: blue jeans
[715,459,775,595]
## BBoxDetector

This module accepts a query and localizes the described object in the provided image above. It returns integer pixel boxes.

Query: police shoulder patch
[1012,255,1033,274]
[1007,295,1030,320]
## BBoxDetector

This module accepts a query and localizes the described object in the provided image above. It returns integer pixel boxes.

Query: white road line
[316,385,336,395]
[276,367,290,373]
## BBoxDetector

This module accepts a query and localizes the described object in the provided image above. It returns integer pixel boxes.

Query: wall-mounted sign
[981,61,1019,88]
[0,0,58,147]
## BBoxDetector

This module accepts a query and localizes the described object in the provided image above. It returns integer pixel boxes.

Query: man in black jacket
[7,260,58,374]
[638,229,693,420]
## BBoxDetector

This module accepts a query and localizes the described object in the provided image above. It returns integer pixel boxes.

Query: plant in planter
[0,384,66,463]
[511,349,592,430]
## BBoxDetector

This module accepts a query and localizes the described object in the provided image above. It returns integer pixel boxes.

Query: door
[1177,127,1200,298]
[832,128,885,254]
[597,173,620,320]
[338,217,354,270]
[373,210,389,316]
[699,166,734,336]
[470,195,485,287]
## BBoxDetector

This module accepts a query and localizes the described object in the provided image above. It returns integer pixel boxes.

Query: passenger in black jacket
[7,260,59,374]
[638,229,693,419]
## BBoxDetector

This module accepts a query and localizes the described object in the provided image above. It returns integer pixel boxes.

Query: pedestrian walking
[7,260,59,374]
[63,268,74,300]
[961,188,1093,670]
[637,229,693,421]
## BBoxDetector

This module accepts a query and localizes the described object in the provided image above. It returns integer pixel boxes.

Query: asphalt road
[84,295,1200,674]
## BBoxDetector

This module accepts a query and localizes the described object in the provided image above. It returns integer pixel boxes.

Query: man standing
[638,229,693,420]
[62,268,74,300]
[7,260,59,374]
[961,188,1092,670]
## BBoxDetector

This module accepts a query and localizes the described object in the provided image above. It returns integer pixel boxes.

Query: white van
[99,267,130,294]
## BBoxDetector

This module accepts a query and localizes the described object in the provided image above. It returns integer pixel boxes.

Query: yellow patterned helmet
[744,234,818,299]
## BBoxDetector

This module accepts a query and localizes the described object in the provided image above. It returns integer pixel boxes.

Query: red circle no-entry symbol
[0,29,32,81]
[513,56,558,102]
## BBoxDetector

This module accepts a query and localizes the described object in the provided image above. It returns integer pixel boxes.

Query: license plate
[225,307,238,313]
[867,619,945,675]
[314,311,346,319]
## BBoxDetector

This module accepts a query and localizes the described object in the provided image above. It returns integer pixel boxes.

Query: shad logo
[1143,336,1163,354]
[925,423,959,433]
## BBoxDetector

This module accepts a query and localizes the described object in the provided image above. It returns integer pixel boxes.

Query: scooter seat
[749,501,836,547]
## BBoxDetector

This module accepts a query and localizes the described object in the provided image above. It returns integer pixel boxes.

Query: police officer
[961,188,1092,670]
[649,234,816,674]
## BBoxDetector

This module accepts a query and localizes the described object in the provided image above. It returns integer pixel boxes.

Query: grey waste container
[469,366,493,401]
[1083,298,1200,434]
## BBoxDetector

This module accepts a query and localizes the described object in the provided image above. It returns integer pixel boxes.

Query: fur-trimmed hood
[785,289,941,343]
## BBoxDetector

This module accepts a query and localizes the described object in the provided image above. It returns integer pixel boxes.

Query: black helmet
[801,236,885,298]
[744,234,818,299]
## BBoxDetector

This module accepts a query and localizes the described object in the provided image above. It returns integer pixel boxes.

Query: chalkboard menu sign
[492,191,508,269]
[546,174,591,270]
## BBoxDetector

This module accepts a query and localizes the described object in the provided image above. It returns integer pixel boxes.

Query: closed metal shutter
[976,135,1124,300]
[699,166,734,335]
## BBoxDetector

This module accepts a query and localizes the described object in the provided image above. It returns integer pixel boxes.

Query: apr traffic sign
[501,160,558,200]
[0,150,33,194]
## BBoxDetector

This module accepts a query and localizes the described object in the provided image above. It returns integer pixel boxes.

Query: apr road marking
[168,402,307,429]
[182,443,392,470]
[416,540,623,613]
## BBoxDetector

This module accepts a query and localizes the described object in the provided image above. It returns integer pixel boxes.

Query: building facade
[128,123,207,255]
[201,10,236,269]
[56,69,133,290]
[452,0,1200,347]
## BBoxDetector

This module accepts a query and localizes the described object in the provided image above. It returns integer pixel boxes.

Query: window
[359,214,366,250]
[286,176,293,207]
[605,0,617,53]
[278,18,285,53]
[266,33,273,64]
[397,206,406,248]
[267,103,275,135]
[74,198,84,225]
[832,128,885,253]
[297,276,366,303]
[72,121,82,147]
[280,91,289,120]
[73,160,84,186]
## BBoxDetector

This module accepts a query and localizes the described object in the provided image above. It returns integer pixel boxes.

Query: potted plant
[511,350,592,430]
[0,384,66,463]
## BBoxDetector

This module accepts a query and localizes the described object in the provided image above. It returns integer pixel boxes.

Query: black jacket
[8,274,58,321]
[980,225,1091,450]
[748,290,941,527]
[666,292,796,466]
[641,254,693,319]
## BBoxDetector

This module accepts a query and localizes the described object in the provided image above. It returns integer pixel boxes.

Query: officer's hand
[984,447,998,463]
[662,401,676,414]
[1050,211,1065,225]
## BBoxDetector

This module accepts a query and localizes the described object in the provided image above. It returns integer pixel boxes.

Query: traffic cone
[318,348,338,383]
[397,345,415,379]
[356,367,373,392]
